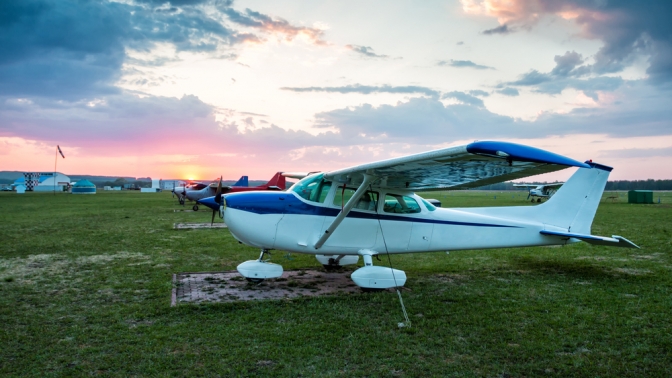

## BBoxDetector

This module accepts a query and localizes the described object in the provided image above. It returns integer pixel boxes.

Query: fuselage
[222,174,570,255]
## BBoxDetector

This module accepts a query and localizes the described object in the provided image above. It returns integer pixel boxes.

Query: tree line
[476,179,672,191]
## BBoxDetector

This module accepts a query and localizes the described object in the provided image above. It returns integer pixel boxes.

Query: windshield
[290,173,332,203]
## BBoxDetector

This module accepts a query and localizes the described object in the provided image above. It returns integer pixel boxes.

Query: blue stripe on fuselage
[224,191,520,228]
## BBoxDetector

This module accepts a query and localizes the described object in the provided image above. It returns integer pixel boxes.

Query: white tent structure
[15,185,26,194]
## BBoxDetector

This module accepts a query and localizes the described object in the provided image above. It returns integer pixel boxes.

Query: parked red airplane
[182,172,287,211]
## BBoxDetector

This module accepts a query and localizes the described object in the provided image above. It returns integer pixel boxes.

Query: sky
[1,0,671,181]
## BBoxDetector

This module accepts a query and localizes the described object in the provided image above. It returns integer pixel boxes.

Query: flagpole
[54,146,57,196]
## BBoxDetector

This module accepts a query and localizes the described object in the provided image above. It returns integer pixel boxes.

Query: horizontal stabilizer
[540,230,639,249]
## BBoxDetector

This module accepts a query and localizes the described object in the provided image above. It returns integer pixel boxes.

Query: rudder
[536,162,612,234]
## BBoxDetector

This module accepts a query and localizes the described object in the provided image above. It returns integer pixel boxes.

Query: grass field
[1,190,671,377]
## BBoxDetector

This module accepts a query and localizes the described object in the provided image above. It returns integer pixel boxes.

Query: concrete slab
[172,269,367,305]
[173,209,195,212]
[173,223,228,229]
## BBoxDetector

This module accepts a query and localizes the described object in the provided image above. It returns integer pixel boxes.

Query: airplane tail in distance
[233,176,249,187]
[265,172,286,190]
[536,162,611,234]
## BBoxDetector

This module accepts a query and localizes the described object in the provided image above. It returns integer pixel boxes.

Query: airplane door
[408,222,433,252]
[274,176,331,251]
[378,193,427,252]
[321,188,379,251]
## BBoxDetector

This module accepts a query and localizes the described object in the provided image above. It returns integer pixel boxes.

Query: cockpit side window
[290,174,331,203]
[333,187,379,211]
[383,194,422,214]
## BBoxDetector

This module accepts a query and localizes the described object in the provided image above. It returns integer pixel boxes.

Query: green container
[628,190,653,204]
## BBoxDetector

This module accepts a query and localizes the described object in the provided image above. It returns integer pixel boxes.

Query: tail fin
[536,162,611,234]
[266,172,286,190]
[233,176,249,187]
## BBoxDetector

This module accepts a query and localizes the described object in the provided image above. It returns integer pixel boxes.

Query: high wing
[323,141,590,191]
[513,184,540,189]
[540,182,565,188]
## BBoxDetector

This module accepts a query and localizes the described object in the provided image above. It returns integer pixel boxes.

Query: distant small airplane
[200,141,638,290]
[172,176,248,207]
[188,172,286,211]
[514,182,565,202]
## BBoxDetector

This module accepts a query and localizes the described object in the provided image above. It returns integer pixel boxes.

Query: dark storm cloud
[482,24,510,35]
[0,0,245,101]
[281,84,440,97]
[477,1,672,82]
[346,45,389,58]
[437,59,493,70]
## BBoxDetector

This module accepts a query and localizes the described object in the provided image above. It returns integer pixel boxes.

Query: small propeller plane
[514,182,565,202]
[199,141,639,290]
[189,172,287,211]
[172,176,249,206]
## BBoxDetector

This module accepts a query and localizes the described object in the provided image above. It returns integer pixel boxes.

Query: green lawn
[1,190,671,377]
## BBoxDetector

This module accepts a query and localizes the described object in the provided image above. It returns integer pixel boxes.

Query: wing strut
[314,173,374,250]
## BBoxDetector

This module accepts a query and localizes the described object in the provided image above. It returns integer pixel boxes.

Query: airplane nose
[197,196,219,211]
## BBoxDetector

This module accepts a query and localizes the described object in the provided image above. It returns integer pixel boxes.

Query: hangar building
[14,172,71,192]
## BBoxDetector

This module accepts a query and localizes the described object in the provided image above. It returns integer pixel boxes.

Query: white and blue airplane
[514,182,565,202]
[199,141,638,290]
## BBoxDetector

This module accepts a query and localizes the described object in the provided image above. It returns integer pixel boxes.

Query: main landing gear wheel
[323,258,343,272]
[537,198,542,203]
[193,204,199,211]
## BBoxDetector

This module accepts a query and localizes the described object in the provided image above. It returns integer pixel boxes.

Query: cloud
[599,147,672,159]
[469,90,490,97]
[345,45,389,58]
[504,51,623,100]
[496,87,519,96]
[482,24,510,35]
[441,91,485,107]
[0,0,251,101]
[314,97,523,142]
[461,0,672,82]
[437,59,493,70]
[280,84,439,97]
[221,7,326,45]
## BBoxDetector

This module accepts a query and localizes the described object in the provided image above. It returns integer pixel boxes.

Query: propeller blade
[527,191,531,200]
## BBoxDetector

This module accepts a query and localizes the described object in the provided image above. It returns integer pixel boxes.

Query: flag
[57,145,65,159]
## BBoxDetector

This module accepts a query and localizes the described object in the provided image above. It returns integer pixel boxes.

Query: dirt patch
[172,269,367,305]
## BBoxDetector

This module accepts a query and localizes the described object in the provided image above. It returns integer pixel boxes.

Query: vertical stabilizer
[265,172,286,190]
[536,162,612,234]
[233,176,249,187]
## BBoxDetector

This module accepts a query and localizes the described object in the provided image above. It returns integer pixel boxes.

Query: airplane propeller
[211,176,223,226]
[527,191,531,200]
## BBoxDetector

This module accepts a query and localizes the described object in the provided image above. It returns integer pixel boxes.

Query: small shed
[628,190,653,204]
[15,184,26,194]
[72,179,97,194]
